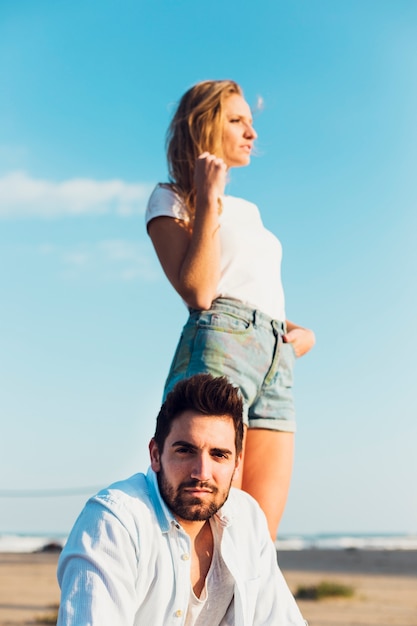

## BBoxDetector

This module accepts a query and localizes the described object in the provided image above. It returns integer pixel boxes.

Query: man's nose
[190,454,212,481]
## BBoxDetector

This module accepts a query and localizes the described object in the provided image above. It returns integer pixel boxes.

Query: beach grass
[34,603,59,624]
[295,579,355,600]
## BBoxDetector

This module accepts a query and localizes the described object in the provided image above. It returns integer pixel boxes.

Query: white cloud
[40,239,161,282]
[0,171,154,218]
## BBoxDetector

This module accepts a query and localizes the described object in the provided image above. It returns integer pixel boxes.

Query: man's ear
[149,438,161,472]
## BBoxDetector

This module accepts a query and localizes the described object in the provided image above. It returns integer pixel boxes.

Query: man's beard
[157,465,233,522]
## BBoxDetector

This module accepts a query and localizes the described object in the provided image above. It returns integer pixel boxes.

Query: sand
[279,550,417,626]
[0,552,60,625]
[0,549,416,625]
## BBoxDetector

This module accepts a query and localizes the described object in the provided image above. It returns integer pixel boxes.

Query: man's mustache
[179,479,218,493]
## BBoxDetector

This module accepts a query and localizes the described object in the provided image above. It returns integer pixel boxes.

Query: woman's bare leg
[232,426,247,489]
[240,429,294,540]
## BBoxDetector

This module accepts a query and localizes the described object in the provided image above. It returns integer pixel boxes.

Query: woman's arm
[148,153,226,310]
[284,320,316,357]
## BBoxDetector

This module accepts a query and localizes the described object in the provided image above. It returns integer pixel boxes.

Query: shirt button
[175,609,183,617]
[181,553,190,561]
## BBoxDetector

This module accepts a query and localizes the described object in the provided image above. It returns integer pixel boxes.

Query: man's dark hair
[154,374,244,455]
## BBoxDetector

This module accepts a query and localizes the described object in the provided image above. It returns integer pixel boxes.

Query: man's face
[150,411,241,524]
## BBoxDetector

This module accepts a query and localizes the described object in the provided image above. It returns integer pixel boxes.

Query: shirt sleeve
[145,184,189,228]
[57,499,139,626]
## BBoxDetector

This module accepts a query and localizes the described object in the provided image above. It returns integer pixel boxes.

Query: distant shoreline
[2,531,417,553]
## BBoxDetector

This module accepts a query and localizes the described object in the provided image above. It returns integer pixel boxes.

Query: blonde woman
[145,80,315,539]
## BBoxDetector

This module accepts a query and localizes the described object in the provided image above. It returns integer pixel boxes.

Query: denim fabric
[164,298,296,432]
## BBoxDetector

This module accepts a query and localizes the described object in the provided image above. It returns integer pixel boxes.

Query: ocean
[276,533,417,551]
[1,532,416,553]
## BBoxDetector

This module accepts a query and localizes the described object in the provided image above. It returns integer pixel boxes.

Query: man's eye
[213,451,228,459]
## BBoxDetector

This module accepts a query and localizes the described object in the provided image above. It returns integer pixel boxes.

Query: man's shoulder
[218,489,274,558]
[223,487,267,525]
[91,472,152,514]
[227,486,258,504]
[107,472,148,494]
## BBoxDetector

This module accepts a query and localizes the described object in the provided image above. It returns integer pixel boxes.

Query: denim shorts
[163,298,296,432]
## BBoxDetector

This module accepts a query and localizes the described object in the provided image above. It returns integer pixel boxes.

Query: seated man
[57,373,306,625]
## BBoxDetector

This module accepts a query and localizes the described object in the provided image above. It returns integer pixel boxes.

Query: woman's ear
[149,438,161,472]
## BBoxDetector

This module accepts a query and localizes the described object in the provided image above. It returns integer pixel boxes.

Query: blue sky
[1,0,416,536]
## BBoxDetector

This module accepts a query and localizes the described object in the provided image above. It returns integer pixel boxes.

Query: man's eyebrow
[211,447,233,456]
[171,441,233,455]
[171,440,196,449]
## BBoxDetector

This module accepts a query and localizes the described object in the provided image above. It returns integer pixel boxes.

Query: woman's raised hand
[194,152,227,207]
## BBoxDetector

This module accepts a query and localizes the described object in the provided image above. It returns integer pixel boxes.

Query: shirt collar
[214,497,233,528]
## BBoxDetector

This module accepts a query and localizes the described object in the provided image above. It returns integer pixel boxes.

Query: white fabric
[57,467,306,626]
[146,185,286,321]
[186,587,208,625]
[185,518,235,625]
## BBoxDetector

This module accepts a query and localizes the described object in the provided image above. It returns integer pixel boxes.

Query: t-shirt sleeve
[145,184,189,229]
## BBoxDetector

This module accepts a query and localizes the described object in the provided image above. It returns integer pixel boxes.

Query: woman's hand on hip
[283,326,316,358]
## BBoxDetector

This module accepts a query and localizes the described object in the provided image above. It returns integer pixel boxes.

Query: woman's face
[221,94,257,168]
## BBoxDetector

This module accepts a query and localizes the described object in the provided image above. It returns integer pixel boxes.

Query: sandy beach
[279,550,417,626]
[0,552,60,626]
[0,549,416,625]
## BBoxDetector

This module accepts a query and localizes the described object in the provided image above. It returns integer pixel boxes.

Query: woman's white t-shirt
[145,185,286,321]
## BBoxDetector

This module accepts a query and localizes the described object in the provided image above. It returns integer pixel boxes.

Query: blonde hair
[166,80,243,213]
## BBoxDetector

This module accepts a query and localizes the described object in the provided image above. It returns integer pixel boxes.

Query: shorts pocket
[196,310,252,334]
